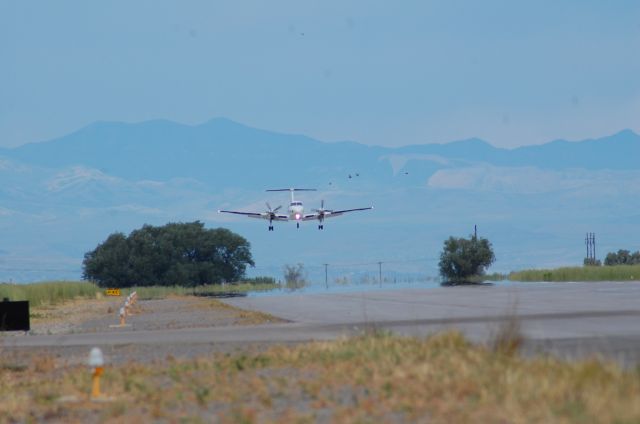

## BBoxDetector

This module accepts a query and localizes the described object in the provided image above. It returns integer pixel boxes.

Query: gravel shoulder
[24,295,283,336]
[1,295,286,365]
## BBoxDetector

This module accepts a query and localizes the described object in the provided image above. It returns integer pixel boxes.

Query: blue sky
[1,0,639,149]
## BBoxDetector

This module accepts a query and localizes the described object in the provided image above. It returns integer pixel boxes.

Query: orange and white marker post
[88,347,104,399]
[109,306,130,328]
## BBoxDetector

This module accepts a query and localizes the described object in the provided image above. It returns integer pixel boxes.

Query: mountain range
[1,118,639,283]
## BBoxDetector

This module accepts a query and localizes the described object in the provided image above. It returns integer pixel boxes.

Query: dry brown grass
[29,298,115,325]
[2,331,639,423]
[207,299,285,325]
[490,301,524,356]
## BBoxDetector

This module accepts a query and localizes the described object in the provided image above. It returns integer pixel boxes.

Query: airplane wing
[302,206,373,221]
[219,210,289,221]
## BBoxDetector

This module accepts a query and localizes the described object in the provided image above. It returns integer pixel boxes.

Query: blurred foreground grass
[509,265,640,282]
[1,331,639,423]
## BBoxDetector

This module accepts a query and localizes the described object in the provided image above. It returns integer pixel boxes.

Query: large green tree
[83,222,254,287]
[438,235,495,283]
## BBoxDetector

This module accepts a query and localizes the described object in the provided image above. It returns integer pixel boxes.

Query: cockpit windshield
[291,201,303,206]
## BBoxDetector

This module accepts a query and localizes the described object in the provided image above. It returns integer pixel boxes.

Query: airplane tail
[266,188,316,202]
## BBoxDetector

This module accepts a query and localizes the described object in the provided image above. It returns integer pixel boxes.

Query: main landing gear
[268,225,274,231]
[318,224,324,230]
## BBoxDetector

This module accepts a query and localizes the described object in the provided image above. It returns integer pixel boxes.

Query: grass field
[509,265,640,282]
[130,282,280,300]
[1,331,639,422]
[0,280,281,308]
[0,281,100,308]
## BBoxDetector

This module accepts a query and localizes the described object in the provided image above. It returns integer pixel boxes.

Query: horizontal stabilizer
[266,188,317,192]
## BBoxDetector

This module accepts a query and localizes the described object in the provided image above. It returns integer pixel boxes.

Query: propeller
[266,202,282,214]
[312,200,333,229]
[265,202,283,231]
[312,200,333,216]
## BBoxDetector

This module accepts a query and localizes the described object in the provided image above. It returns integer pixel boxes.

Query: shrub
[283,263,307,291]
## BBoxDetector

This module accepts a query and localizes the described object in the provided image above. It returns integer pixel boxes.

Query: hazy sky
[1,0,639,149]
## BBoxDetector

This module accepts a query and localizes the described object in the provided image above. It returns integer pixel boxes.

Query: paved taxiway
[6,282,640,364]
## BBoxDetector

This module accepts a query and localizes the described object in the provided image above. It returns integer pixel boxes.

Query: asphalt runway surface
[5,282,640,365]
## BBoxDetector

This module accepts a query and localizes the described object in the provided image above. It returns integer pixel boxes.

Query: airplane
[218,188,373,231]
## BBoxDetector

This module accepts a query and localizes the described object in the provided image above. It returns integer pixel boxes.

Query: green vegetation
[2,331,639,422]
[604,249,640,265]
[130,281,280,300]
[583,257,602,266]
[0,281,100,307]
[83,221,254,287]
[0,279,280,305]
[481,272,509,281]
[438,234,495,284]
[509,265,640,282]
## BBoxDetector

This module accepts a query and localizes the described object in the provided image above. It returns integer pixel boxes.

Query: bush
[283,263,307,291]
[438,235,495,283]
[583,258,602,266]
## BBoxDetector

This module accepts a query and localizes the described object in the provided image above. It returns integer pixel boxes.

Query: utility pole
[323,263,328,290]
[378,261,382,287]
[584,233,589,259]
[585,232,596,262]
[474,224,477,240]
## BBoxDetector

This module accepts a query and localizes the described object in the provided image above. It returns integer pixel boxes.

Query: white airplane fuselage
[289,201,304,221]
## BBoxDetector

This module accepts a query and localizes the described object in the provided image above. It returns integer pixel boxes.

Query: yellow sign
[105,289,121,296]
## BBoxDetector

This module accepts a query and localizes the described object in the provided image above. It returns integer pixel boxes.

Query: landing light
[295,213,301,220]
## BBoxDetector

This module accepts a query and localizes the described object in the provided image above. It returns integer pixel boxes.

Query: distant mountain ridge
[1,119,638,189]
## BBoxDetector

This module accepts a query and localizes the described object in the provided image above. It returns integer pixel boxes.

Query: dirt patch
[1,296,287,366]
[77,296,283,333]
[28,297,120,335]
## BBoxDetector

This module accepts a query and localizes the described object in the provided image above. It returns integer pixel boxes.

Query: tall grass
[130,282,281,300]
[0,281,100,307]
[0,280,280,306]
[509,265,640,282]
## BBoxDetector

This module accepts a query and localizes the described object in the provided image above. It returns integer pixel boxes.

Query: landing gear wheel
[318,225,324,230]
[268,225,273,231]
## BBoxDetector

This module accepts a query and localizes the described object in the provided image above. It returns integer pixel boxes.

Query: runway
[5,282,640,364]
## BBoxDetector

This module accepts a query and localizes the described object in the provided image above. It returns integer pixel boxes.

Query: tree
[604,249,640,266]
[83,221,254,287]
[438,235,495,283]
